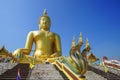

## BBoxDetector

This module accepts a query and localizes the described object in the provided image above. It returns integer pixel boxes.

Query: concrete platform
[28,64,68,80]
[0,63,120,80]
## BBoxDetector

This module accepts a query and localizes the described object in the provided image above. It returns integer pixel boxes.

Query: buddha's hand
[12,48,23,60]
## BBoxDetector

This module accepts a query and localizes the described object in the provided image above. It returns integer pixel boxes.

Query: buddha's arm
[13,31,33,56]
[24,31,34,54]
[52,34,62,57]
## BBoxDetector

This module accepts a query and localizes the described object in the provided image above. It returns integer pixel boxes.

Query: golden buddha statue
[12,9,62,63]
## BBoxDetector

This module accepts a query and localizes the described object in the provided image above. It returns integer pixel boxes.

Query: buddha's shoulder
[27,30,60,37]
[26,30,39,36]
[52,32,60,37]
[28,30,39,34]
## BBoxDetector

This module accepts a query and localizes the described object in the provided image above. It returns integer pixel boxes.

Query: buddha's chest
[33,31,55,41]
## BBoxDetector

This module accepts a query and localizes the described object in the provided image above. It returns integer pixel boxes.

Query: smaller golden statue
[12,9,62,63]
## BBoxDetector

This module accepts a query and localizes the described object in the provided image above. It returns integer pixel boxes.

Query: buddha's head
[38,9,51,30]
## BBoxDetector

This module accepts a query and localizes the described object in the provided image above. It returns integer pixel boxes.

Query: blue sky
[0,0,120,58]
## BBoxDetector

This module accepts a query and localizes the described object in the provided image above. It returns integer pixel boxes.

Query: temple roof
[0,45,9,54]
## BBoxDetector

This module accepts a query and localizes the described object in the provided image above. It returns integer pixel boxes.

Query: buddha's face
[39,16,51,30]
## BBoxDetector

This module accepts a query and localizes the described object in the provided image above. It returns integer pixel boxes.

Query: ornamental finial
[43,9,47,16]
[78,32,83,46]
[86,38,91,49]
[72,37,76,47]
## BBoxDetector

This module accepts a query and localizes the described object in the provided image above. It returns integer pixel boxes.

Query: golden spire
[43,9,47,16]
[72,37,76,47]
[86,38,90,49]
[78,32,83,45]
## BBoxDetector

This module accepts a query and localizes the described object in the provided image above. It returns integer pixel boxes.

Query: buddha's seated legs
[21,55,43,64]
[21,55,59,64]
[12,51,60,64]
[12,52,43,64]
